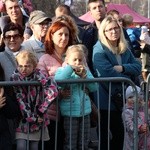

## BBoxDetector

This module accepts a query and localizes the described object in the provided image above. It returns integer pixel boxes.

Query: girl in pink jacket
[11,50,58,150]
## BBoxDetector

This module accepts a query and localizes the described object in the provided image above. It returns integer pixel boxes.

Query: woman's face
[52,27,69,50]
[104,22,120,43]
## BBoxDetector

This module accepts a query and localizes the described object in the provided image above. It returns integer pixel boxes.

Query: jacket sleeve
[2,87,21,119]
[93,41,141,78]
[85,69,98,92]
[121,50,141,76]
[37,71,58,115]
[11,74,38,123]
[55,65,75,80]
[14,87,39,122]
[122,108,142,133]
[122,109,134,133]
[141,44,150,54]
[93,42,128,78]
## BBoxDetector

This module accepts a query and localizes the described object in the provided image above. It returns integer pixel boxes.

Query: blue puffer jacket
[92,41,141,110]
[55,65,97,117]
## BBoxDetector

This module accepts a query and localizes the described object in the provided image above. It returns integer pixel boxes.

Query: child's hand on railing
[139,123,148,134]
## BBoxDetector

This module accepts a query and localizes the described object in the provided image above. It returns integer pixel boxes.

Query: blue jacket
[55,65,97,117]
[126,28,141,50]
[92,41,141,110]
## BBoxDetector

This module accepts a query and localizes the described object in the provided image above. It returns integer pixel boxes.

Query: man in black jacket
[82,0,106,75]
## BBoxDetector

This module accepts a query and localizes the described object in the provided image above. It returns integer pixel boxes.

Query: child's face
[127,97,134,106]
[127,96,144,107]
[67,52,84,66]
[17,59,35,77]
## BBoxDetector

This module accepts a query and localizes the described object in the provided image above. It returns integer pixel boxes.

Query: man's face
[5,0,22,21]
[31,20,50,41]
[3,30,23,52]
[55,7,69,18]
[89,1,106,21]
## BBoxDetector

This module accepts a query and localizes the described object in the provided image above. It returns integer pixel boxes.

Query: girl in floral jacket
[11,50,58,150]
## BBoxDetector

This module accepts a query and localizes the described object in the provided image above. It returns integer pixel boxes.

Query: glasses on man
[4,34,21,41]
[105,26,120,33]
[38,21,51,27]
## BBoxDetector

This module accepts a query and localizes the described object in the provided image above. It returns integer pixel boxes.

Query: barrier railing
[56,77,139,150]
[0,77,140,150]
[142,74,150,150]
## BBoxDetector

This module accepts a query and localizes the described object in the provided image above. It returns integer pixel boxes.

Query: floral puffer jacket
[11,68,58,133]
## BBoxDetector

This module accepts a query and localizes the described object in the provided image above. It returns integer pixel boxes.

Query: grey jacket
[22,35,45,59]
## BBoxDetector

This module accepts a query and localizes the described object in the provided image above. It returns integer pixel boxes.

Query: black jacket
[0,87,20,133]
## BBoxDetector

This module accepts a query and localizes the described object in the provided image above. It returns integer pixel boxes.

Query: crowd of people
[0,0,150,150]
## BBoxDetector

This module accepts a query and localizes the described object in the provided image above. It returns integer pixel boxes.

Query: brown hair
[122,14,133,27]
[107,9,119,16]
[88,0,105,6]
[54,15,79,41]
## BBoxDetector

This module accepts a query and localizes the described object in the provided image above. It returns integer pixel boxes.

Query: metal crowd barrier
[56,77,139,150]
[0,77,140,150]
[141,74,150,150]
[0,81,46,150]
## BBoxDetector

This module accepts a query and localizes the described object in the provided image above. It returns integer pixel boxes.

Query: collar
[5,46,23,56]
[32,36,44,48]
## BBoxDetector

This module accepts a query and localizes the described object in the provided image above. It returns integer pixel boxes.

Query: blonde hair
[65,44,88,65]
[99,15,127,54]
[16,50,38,68]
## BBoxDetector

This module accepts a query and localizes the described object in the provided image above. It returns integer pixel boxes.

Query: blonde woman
[92,15,141,150]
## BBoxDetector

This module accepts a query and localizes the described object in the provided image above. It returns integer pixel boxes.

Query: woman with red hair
[37,21,74,150]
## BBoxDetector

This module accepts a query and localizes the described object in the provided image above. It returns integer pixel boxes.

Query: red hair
[44,21,73,55]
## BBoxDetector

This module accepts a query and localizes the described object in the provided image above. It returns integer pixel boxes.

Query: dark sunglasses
[4,34,22,40]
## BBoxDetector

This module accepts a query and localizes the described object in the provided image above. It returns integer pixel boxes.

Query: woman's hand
[0,87,5,109]
[0,97,6,109]
[113,65,123,73]
[0,87,4,97]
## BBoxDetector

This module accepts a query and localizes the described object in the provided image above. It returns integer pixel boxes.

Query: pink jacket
[38,54,62,121]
